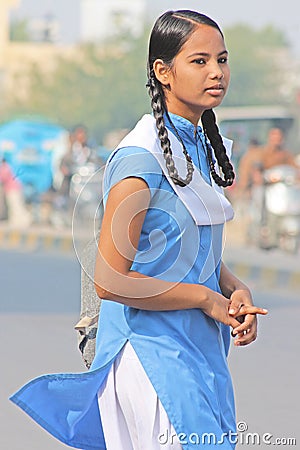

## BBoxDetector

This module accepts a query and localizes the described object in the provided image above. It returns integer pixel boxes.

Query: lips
[205,84,224,96]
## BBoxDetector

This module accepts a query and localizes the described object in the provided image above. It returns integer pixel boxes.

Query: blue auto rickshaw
[0,119,67,202]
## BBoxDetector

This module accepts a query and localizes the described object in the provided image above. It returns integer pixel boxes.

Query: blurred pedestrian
[10,10,268,450]
[241,128,299,247]
[0,176,7,220]
[261,127,297,170]
[0,159,31,228]
[237,138,262,197]
[238,128,298,197]
[233,138,264,243]
[58,125,91,203]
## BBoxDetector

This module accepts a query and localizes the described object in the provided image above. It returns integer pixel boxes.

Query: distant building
[0,0,75,108]
[0,0,20,55]
[80,0,146,42]
[27,14,60,43]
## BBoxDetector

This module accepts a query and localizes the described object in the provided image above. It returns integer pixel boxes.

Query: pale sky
[11,0,300,55]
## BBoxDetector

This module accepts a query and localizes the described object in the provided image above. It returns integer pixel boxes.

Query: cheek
[224,66,230,83]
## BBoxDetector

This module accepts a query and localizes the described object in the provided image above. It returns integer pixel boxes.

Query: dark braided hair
[147,10,235,187]
[202,110,235,187]
[147,69,194,187]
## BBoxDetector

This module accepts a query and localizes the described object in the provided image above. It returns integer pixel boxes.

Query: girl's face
[155,24,230,126]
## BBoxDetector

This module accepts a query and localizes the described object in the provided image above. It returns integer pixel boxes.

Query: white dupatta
[107,114,234,226]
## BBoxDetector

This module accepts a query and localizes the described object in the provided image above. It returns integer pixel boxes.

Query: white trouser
[98,342,182,450]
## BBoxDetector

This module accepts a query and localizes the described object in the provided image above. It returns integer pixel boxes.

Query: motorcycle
[69,160,104,227]
[250,164,300,253]
[51,149,105,228]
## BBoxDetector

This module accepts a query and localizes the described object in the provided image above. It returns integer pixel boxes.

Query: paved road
[0,249,299,449]
[229,289,299,449]
[0,249,83,450]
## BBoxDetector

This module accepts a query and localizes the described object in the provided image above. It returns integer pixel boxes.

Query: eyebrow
[188,50,228,58]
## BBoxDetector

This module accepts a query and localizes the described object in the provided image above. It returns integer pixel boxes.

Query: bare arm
[94,177,243,329]
[219,262,251,299]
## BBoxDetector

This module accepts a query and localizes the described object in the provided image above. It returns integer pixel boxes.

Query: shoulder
[108,146,162,174]
[104,146,163,194]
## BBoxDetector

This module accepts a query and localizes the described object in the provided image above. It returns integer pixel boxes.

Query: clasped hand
[228,289,268,346]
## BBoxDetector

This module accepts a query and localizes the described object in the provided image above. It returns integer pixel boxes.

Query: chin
[210,97,225,109]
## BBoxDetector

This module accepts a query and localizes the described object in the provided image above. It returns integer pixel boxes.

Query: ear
[153,59,171,86]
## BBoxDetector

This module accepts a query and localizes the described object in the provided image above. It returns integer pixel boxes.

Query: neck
[165,100,203,128]
[267,144,282,151]
[168,109,201,128]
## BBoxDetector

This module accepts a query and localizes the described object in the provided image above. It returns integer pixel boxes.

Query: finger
[234,329,257,346]
[233,318,257,344]
[232,308,267,336]
[232,315,256,335]
[233,327,256,342]
[229,316,243,330]
[239,305,268,316]
[231,330,244,338]
[228,302,244,316]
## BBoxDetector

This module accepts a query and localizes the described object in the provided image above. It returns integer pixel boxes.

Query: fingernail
[229,308,235,314]
[263,309,268,313]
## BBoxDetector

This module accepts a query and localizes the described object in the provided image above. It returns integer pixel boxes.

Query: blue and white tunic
[10,113,236,449]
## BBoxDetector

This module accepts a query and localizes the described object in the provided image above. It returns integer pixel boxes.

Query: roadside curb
[0,226,74,253]
[223,220,300,292]
[224,259,300,292]
[1,225,300,292]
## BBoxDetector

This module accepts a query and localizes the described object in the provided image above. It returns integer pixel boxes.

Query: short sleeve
[104,146,163,199]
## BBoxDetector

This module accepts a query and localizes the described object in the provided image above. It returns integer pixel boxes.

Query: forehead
[179,24,225,55]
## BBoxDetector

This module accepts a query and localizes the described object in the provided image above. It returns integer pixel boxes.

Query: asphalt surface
[1,248,299,450]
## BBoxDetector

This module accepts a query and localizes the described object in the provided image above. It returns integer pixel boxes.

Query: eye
[192,58,206,65]
[218,57,228,64]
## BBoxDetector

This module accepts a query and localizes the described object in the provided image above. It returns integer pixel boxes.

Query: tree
[7,32,150,142]
[10,18,30,42]
[5,23,293,143]
[223,24,290,106]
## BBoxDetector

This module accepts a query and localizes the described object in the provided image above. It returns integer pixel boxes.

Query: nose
[209,62,224,80]
[209,69,224,80]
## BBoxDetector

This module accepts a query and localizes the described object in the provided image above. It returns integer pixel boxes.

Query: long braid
[147,70,194,187]
[201,109,235,187]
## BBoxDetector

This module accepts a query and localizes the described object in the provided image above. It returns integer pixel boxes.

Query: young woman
[10,10,267,450]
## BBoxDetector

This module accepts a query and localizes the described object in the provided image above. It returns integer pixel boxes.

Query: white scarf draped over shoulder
[106,114,234,226]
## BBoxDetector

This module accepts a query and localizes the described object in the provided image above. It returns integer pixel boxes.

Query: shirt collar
[164,112,204,138]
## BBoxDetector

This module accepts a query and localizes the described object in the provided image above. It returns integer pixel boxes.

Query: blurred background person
[58,125,91,204]
[233,138,264,244]
[239,128,300,248]
[0,158,31,228]
[0,174,7,220]
[261,127,298,171]
[236,137,262,198]
[236,128,298,198]
[51,124,102,227]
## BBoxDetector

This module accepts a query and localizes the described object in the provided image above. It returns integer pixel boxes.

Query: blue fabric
[10,113,236,449]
